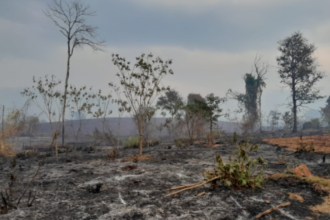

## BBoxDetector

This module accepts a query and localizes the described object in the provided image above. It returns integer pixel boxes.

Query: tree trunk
[62,42,71,145]
[2,105,4,140]
[209,119,214,146]
[292,81,297,133]
[138,126,143,156]
[258,89,262,132]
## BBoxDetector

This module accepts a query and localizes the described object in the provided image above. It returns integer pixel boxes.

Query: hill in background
[37,118,240,137]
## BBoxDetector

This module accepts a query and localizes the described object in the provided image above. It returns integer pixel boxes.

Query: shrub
[204,141,267,189]
[107,148,119,161]
[176,140,183,148]
[16,150,39,160]
[123,136,140,148]
[296,142,315,153]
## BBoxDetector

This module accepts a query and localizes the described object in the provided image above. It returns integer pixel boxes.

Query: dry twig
[254,202,290,219]
[163,176,219,198]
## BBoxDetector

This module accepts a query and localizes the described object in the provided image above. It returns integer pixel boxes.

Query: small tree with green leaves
[282,111,294,132]
[110,53,173,156]
[21,75,63,133]
[67,85,95,147]
[180,94,207,145]
[92,89,115,145]
[195,93,226,146]
[157,90,184,140]
[268,110,281,131]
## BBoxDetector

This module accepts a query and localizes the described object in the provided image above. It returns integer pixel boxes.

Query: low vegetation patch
[164,141,267,197]
[204,141,267,189]
[123,136,160,148]
[0,138,16,157]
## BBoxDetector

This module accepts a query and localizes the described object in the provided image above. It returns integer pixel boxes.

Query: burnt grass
[1,137,330,219]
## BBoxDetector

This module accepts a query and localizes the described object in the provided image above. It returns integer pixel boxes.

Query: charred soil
[1,137,330,219]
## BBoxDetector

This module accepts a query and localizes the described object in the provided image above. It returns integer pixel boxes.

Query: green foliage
[227,56,268,132]
[321,96,330,127]
[123,136,140,148]
[204,141,267,189]
[282,111,294,131]
[175,140,183,148]
[302,118,321,130]
[122,136,159,148]
[277,32,324,132]
[21,75,63,133]
[110,53,173,156]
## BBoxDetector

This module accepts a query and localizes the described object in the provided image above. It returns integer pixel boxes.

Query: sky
[1,0,330,122]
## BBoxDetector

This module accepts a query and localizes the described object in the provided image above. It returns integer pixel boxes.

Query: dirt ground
[1,136,330,219]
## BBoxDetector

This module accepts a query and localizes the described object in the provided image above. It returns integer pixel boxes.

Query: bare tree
[44,0,105,144]
[252,55,268,132]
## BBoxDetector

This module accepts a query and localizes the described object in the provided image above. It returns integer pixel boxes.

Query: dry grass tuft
[0,137,16,157]
[263,134,330,153]
[309,196,330,214]
[288,192,304,202]
[268,172,330,215]
[107,148,119,161]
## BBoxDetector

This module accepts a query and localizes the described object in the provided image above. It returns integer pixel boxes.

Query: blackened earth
[1,139,330,219]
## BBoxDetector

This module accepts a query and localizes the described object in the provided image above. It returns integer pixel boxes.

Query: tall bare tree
[252,55,268,132]
[44,0,105,144]
[277,32,324,133]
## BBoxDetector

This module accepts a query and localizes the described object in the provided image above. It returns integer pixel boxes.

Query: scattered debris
[121,165,137,171]
[86,183,103,193]
[196,191,205,197]
[121,155,152,162]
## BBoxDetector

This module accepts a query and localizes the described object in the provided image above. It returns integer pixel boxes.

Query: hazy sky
[1,0,330,121]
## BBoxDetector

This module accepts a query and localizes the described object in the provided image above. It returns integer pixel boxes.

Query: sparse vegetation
[3,1,330,219]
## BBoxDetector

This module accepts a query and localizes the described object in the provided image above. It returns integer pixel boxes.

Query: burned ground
[1,138,330,220]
